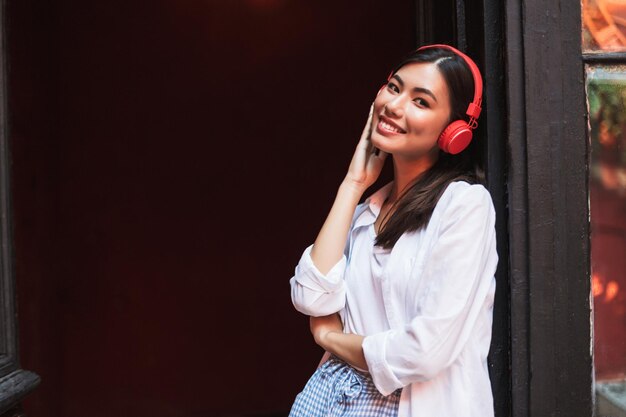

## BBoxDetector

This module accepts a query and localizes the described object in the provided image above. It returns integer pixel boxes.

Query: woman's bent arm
[310,314,367,370]
[290,105,387,316]
[311,105,386,274]
[309,181,364,274]
[290,183,373,316]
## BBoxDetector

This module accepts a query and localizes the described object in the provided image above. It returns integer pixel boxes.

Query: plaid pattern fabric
[289,356,401,417]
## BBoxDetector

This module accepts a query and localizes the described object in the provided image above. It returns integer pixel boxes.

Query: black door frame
[505,0,593,415]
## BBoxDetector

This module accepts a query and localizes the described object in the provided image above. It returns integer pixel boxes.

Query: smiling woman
[288,45,497,417]
[371,62,451,165]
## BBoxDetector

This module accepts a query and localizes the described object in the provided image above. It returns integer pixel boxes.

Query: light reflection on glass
[587,65,626,415]
[583,0,626,52]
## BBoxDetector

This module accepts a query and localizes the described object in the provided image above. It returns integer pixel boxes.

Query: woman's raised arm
[310,105,387,274]
[290,105,387,317]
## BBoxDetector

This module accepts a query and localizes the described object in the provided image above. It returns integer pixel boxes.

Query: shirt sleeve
[289,244,348,317]
[362,184,498,395]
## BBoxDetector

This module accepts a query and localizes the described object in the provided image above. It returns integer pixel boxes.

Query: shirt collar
[353,182,394,229]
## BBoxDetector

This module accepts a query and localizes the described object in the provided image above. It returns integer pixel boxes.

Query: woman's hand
[310,313,343,349]
[309,314,368,370]
[343,104,388,193]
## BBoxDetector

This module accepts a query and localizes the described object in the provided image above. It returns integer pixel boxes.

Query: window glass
[583,0,626,52]
[587,65,626,414]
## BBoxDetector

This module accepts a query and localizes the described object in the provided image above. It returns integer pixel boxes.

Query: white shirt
[290,181,498,417]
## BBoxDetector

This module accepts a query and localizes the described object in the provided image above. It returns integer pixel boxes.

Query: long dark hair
[375,47,485,249]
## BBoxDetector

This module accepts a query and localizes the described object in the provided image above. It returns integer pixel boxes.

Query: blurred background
[6,0,419,416]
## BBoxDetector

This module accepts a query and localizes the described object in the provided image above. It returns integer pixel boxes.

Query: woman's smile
[376,115,407,135]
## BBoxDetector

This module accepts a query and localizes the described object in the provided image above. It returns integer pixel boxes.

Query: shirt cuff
[363,331,403,396]
[293,244,346,293]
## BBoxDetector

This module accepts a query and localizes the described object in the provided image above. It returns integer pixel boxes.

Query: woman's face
[371,61,452,162]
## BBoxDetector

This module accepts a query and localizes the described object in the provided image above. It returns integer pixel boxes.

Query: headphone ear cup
[438,120,473,154]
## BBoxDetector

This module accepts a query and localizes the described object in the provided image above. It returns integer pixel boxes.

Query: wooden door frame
[504,0,593,416]
[0,0,40,413]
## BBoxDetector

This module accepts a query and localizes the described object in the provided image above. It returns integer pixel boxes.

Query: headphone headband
[417,44,483,127]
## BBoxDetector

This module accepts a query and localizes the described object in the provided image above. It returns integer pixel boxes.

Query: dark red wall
[8,1,415,415]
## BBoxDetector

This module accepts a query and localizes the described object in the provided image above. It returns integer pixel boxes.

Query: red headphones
[416,44,483,154]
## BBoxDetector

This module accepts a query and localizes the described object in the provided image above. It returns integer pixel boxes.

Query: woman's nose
[384,96,405,118]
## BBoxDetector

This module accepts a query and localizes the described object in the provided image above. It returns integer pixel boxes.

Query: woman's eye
[414,98,430,108]
[387,82,399,93]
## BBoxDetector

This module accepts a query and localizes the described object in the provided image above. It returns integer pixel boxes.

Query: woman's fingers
[358,103,375,145]
[354,104,374,156]
[356,104,378,158]
[367,148,388,174]
[345,104,386,189]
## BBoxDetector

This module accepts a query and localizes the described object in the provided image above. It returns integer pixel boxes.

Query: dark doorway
[8,1,418,415]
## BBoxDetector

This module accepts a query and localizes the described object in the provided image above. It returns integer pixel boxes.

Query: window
[584,2,626,414]
[587,65,626,415]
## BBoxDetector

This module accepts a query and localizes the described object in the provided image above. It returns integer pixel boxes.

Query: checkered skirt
[289,356,401,417]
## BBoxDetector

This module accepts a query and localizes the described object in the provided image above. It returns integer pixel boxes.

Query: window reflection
[587,65,626,414]
[583,0,626,52]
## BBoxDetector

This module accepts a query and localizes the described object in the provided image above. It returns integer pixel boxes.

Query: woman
[289,45,498,417]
